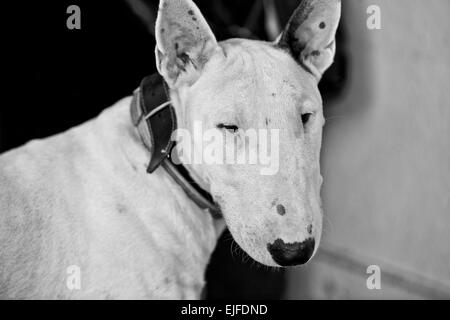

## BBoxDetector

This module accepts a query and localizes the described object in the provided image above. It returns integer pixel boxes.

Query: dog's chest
[78,187,217,299]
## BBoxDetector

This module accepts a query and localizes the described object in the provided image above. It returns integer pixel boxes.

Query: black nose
[267,238,315,266]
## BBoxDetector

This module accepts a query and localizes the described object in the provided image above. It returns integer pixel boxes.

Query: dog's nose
[267,238,315,266]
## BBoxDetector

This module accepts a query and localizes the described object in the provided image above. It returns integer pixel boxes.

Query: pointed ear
[277,0,341,80]
[154,0,219,88]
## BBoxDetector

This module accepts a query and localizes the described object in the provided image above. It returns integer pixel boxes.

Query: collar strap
[130,73,222,219]
[130,73,176,173]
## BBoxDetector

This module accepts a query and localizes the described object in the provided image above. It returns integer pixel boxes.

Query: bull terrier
[0,0,341,299]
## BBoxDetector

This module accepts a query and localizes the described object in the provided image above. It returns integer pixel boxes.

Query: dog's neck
[167,87,212,192]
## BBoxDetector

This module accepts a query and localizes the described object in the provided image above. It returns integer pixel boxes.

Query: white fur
[0,0,340,299]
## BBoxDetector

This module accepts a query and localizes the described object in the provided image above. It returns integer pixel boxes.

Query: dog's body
[0,99,223,298]
[0,0,340,299]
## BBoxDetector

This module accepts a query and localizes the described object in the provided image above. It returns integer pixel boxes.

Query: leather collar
[130,73,222,219]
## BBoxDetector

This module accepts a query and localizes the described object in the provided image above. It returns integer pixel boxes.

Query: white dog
[0,0,341,299]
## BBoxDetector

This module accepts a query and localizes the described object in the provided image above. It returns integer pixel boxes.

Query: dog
[0,0,341,299]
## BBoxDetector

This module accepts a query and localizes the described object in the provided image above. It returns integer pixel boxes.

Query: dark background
[2,0,346,299]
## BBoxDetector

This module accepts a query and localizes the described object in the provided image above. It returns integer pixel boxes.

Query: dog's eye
[301,113,313,125]
[217,123,239,133]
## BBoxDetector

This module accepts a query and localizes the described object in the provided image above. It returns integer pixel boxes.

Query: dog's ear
[154,0,219,88]
[277,0,341,81]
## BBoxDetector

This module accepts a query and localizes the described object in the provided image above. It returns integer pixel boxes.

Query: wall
[287,0,450,299]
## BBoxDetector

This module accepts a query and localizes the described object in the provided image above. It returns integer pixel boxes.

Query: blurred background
[1,0,449,299]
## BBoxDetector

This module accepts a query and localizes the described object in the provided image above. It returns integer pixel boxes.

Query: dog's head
[154,0,340,267]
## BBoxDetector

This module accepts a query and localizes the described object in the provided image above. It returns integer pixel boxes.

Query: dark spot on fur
[161,28,165,33]
[307,224,313,234]
[265,118,270,126]
[319,21,326,29]
[192,17,197,21]
[270,199,278,207]
[276,204,286,216]
[272,92,276,97]
[311,50,321,57]
[117,203,127,215]
[188,9,194,15]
